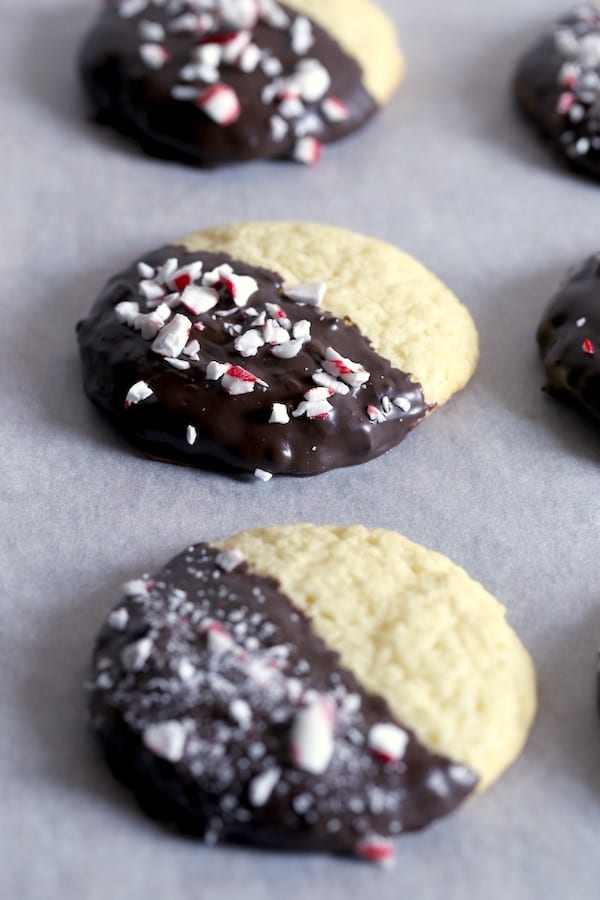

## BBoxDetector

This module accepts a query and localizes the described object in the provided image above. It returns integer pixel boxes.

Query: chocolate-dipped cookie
[538,253,600,420]
[514,5,600,178]
[88,525,537,863]
[76,221,479,479]
[79,0,402,167]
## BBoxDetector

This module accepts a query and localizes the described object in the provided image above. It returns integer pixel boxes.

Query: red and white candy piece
[202,620,236,655]
[293,398,333,420]
[143,720,187,763]
[284,282,327,307]
[263,319,290,345]
[125,381,154,408]
[367,405,386,424]
[222,272,259,307]
[140,43,170,70]
[293,136,322,166]
[289,694,336,774]
[270,339,305,359]
[206,360,230,380]
[368,723,408,763]
[198,84,241,125]
[583,338,595,356]
[354,836,396,868]
[321,96,350,123]
[216,547,246,572]
[323,347,370,388]
[222,364,264,395]
[312,371,349,396]
[168,260,204,292]
[151,314,192,358]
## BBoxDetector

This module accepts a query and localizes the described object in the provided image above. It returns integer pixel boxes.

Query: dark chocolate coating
[88,543,477,856]
[514,5,600,179]
[538,253,600,420]
[76,244,429,477]
[79,0,377,166]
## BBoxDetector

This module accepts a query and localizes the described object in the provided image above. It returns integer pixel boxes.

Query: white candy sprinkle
[576,317,587,327]
[139,20,166,42]
[121,637,153,672]
[180,284,219,314]
[125,381,154,408]
[165,357,191,370]
[196,43,222,69]
[137,261,155,279]
[143,721,187,763]
[186,425,197,445]
[449,763,476,786]
[224,273,259,307]
[279,96,305,119]
[249,767,280,807]
[291,16,314,55]
[239,43,262,72]
[368,723,408,762]
[139,280,165,303]
[262,55,283,76]
[269,114,288,140]
[367,405,386,424]
[203,621,236,655]
[393,396,412,413]
[222,365,259,395]
[426,770,450,797]
[115,300,140,326]
[183,339,200,358]
[263,320,290,345]
[254,468,273,482]
[234,329,265,357]
[107,608,129,630]
[305,387,332,402]
[292,319,311,339]
[269,403,290,424]
[206,361,229,380]
[382,396,393,415]
[230,698,253,728]
[122,579,150,598]
[172,84,201,102]
[294,58,331,101]
[290,695,335,774]
[294,112,321,138]
[216,547,246,572]
[119,0,147,18]
[284,282,327,306]
[271,339,304,359]
[140,43,170,70]
[151,314,192,358]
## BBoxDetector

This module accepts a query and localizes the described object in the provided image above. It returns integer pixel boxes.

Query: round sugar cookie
[79,0,403,167]
[88,525,536,863]
[514,5,600,179]
[537,252,600,421]
[76,221,479,478]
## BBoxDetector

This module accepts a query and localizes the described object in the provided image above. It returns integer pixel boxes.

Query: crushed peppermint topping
[125,380,154,408]
[216,547,246,572]
[254,468,273,481]
[290,694,335,774]
[186,424,198,445]
[113,0,359,165]
[249,767,281,807]
[368,723,408,763]
[143,720,187,762]
[284,282,327,306]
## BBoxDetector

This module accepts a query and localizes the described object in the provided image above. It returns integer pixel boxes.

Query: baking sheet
[2,1,600,897]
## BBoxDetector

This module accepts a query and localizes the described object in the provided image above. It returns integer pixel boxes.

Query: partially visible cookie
[79,0,403,167]
[76,222,479,479]
[88,525,536,863]
[537,253,600,420]
[514,5,600,178]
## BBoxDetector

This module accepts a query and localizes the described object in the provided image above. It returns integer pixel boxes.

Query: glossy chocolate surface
[538,253,600,420]
[76,244,429,477]
[89,543,477,857]
[514,5,600,178]
[79,0,377,166]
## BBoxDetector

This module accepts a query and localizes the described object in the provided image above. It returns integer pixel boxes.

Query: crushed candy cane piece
[125,381,154,408]
[368,723,409,762]
[186,425,198,445]
[254,468,273,481]
[284,282,327,306]
[249,767,281,807]
[143,720,187,762]
[290,694,335,774]
[151,314,192,357]
[216,547,246,572]
[198,83,241,124]
[269,402,290,424]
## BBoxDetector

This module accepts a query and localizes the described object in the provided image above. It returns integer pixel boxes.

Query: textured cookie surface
[77,222,478,477]
[514,5,600,178]
[89,537,478,862]
[79,0,401,167]
[183,222,479,407]
[219,525,537,790]
[537,252,600,420]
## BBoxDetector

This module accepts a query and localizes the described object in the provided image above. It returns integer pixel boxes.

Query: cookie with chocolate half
[514,5,600,178]
[88,525,536,864]
[79,0,402,166]
[76,221,479,478]
[538,253,600,420]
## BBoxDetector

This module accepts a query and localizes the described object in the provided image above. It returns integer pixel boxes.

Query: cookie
[514,5,600,178]
[76,221,479,479]
[88,526,536,863]
[79,0,402,167]
[537,253,600,420]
